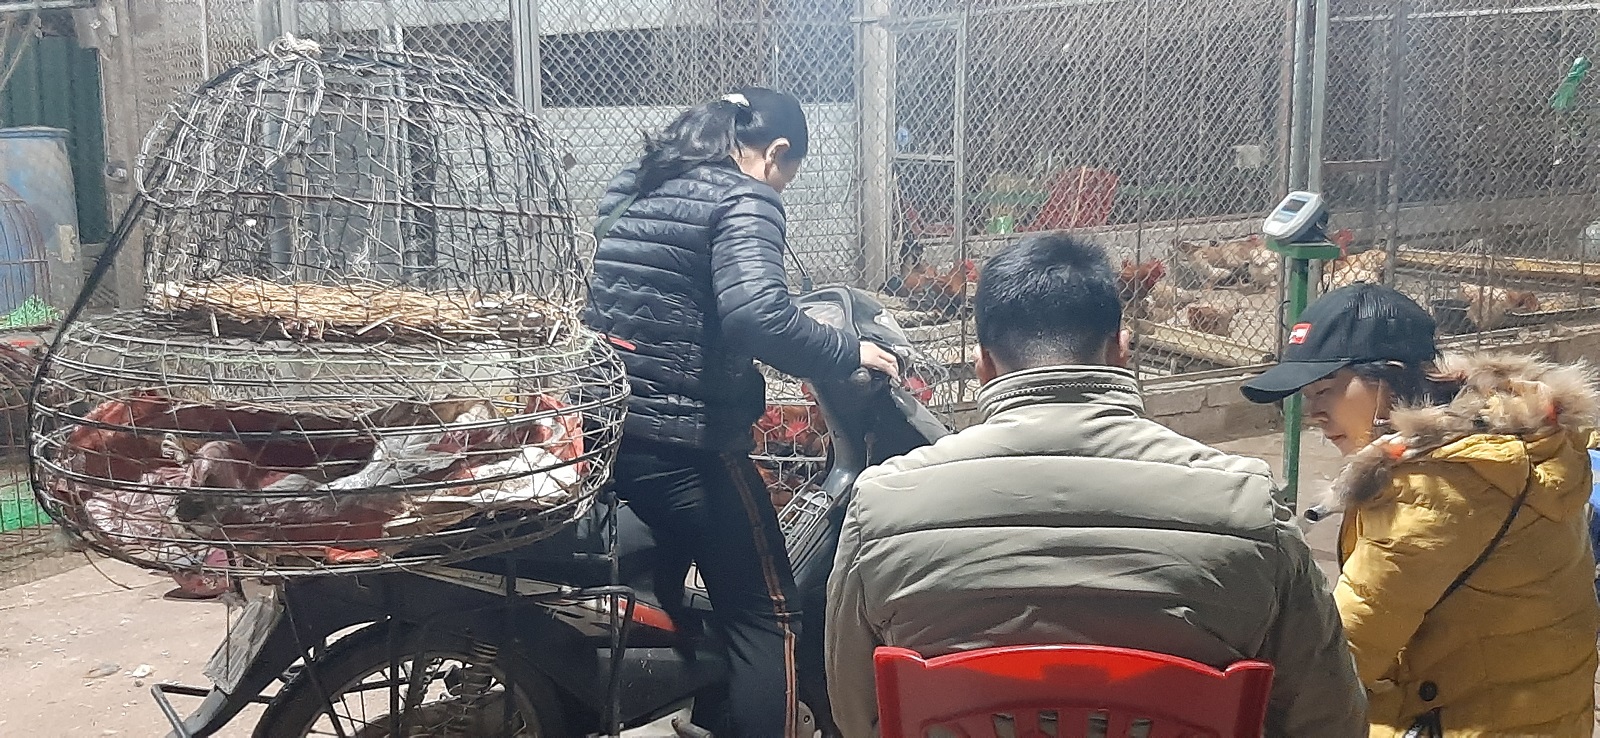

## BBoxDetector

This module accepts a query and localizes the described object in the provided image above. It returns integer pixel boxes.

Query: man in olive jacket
[824,234,1365,737]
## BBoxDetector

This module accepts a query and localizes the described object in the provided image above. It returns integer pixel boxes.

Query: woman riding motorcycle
[583,87,898,737]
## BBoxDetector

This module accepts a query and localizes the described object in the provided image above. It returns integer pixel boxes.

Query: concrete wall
[1143,369,1283,443]
[73,0,150,308]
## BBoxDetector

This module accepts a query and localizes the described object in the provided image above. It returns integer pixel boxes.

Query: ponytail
[635,87,809,195]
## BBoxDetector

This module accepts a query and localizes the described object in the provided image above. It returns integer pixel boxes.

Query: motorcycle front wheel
[253,623,569,738]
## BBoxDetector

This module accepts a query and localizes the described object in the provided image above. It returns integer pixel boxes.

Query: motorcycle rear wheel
[253,623,570,738]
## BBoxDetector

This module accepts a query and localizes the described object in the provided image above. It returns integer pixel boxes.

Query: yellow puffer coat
[1335,353,1600,737]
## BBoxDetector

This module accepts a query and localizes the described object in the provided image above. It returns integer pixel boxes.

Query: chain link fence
[116,0,1300,409]
[102,0,1600,431]
[1324,0,1600,349]
[38,0,1597,591]
[880,0,1295,409]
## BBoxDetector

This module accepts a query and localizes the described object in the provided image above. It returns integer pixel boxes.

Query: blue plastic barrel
[0,127,80,316]
[1588,450,1600,600]
[0,182,44,316]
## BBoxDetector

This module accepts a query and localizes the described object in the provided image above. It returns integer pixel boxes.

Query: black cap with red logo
[1241,282,1438,404]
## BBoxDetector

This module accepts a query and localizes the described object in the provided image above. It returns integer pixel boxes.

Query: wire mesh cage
[0,336,67,589]
[30,37,628,579]
[32,318,625,577]
[759,337,948,552]
[138,37,585,340]
[754,373,832,514]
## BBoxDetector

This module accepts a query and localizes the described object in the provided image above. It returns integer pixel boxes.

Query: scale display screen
[1272,198,1307,221]
[1263,191,1326,241]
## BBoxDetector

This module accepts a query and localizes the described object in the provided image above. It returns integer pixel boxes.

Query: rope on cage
[80,549,138,592]
[269,34,322,59]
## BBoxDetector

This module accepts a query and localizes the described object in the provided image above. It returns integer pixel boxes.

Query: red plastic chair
[873,645,1274,738]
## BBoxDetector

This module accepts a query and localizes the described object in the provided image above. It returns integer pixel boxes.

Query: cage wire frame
[0,26,70,589]
[0,335,69,589]
[29,38,630,579]
[32,315,627,578]
[0,183,52,566]
[137,38,589,320]
[753,371,831,512]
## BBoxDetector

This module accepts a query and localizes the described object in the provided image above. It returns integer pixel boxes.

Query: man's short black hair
[975,234,1122,369]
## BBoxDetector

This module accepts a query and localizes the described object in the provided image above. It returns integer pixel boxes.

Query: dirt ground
[0,431,1573,736]
[0,557,685,737]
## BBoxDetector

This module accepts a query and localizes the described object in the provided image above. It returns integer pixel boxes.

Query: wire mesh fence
[119,0,1304,405]
[879,0,1295,409]
[105,0,1600,384]
[72,0,1600,540]
[1323,0,1600,349]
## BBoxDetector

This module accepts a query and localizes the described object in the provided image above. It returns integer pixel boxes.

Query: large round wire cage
[139,37,585,326]
[29,38,627,579]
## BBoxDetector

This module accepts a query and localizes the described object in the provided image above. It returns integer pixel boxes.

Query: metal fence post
[511,0,542,117]
[858,0,894,293]
[1271,238,1340,509]
[1279,0,1331,509]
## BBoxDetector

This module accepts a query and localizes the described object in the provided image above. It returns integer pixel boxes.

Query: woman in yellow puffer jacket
[1242,284,1600,737]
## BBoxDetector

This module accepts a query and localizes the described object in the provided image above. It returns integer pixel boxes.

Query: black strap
[1399,447,1534,734]
[584,193,640,334]
[1403,708,1443,738]
[593,193,639,243]
[1434,477,1531,608]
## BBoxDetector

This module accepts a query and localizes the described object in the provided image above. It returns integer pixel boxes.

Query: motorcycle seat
[455,502,662,595]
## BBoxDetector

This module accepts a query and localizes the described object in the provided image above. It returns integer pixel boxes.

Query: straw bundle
[147,277,576,342]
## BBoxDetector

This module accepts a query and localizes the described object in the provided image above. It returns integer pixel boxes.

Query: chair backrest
[873,645,1274,738]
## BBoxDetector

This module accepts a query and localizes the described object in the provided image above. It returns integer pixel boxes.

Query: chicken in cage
[753,380,832,511]
[29,37,628,579]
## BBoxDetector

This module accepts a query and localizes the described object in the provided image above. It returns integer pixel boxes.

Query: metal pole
[1307,0,1330,191]
[858,0,894,292]
[199,0,212,78]
[278,0,298,37]
[1287,0,1313,189]
[255,0,281,46]
[1381,1,1408,287]
[953,8,969,404]
[1278,0,1331,510]
[511,0,542,117]
[1282,258,1311,508]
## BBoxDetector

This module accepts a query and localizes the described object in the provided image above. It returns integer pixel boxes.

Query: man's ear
[1106,329,1132,368]
[976,345,998,385]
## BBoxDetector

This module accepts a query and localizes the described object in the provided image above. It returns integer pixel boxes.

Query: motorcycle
[152,286,950,737]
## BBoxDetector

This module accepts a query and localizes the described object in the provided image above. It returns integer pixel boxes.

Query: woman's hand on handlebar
[858,341,902,383]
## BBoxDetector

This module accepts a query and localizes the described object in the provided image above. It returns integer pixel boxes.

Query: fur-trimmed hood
[1331,352,1600,514]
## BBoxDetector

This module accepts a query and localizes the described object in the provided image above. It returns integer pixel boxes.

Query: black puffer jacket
[584,162,859,451]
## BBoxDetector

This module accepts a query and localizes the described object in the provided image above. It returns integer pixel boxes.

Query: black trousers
[614,440,801,738]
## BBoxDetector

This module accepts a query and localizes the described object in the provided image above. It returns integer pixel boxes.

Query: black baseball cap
[1241,283,1438,404]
